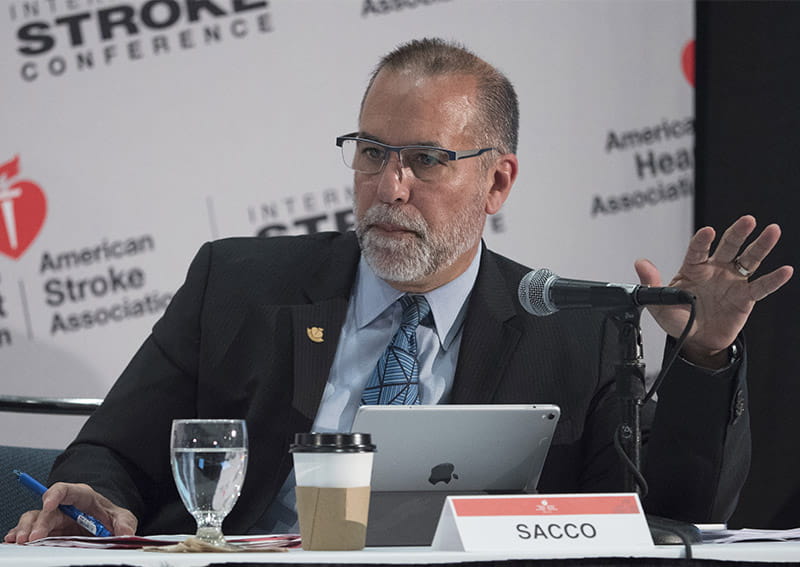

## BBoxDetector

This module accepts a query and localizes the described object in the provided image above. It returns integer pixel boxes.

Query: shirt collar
[354,243,482,350]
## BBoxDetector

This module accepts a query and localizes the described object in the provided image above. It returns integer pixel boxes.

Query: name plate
[431,493,654,552]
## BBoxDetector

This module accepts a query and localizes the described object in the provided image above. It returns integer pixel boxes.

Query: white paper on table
[23,533,301,550]
[701,527,800,544]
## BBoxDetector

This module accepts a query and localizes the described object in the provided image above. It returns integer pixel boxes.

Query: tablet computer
[352,404,560,493]
[353,404,560,546]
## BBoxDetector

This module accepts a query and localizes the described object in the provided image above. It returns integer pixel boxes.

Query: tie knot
[399,294,431,330]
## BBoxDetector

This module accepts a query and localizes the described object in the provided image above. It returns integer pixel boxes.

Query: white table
[2,541,800,566]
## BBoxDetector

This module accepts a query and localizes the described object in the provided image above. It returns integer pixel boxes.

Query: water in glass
[170,419,248,546]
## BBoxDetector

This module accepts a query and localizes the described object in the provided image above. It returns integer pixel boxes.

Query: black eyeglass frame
[335,132,496,173]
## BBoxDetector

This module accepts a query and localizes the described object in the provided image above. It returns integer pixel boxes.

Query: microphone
[517,268,694,316]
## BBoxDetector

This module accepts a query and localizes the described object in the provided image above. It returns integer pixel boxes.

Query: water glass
[170,419,248,546]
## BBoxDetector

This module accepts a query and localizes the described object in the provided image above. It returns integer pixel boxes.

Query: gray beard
[354,197,485,284]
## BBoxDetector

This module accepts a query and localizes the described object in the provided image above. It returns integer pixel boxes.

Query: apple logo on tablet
[429,463,459,484]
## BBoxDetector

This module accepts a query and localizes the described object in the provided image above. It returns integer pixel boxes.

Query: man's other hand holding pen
[5,476,137,544]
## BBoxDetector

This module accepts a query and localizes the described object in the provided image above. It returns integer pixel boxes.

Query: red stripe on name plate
[452,495,640,517]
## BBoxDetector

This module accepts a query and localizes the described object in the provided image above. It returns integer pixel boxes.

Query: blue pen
[13,470,112,537]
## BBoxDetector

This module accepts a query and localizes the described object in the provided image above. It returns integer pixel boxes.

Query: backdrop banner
[0,0,694,448]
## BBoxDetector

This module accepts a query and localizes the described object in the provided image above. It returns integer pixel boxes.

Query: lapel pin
[306,327,324,343]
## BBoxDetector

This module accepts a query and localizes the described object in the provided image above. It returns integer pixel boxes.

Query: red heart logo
[0,156,48,260]
[681,40,695,87]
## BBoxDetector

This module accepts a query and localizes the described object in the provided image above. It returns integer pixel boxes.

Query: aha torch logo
[0,156,47,260]
[681,40,695,87]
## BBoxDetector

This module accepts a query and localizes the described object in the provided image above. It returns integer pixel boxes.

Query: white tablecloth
[2,541,800,566]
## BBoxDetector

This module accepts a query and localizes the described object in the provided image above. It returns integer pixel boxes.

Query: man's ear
[485,153,518,215]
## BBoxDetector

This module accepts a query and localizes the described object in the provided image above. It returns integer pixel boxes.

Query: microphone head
[518,268,558,316]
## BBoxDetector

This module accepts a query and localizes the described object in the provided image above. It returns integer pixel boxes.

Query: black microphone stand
[605,299,702,548]
[607,304,646,493]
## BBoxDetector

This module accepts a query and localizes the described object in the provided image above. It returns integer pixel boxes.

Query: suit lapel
[451,248,522,403]
[291,299,349,420]
[285,236,524,411]
[290,233,360,420]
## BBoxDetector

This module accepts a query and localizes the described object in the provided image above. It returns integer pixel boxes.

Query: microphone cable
[643,295,697,405]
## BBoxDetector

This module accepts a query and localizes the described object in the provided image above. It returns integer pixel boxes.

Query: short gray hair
[361,38,519,155]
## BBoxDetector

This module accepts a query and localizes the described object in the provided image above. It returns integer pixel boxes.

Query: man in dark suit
[6,38,793,543]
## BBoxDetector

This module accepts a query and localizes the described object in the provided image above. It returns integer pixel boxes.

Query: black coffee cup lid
[290,432,376,453]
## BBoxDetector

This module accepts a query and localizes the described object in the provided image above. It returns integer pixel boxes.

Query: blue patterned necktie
[361,295,431,405]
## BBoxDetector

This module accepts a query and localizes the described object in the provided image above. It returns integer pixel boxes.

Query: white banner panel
[0,0,693,448]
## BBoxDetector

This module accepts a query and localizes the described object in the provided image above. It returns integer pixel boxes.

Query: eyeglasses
[335,132,496,182]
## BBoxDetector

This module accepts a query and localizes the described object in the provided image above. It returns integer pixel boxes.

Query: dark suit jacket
[51,232,750,534]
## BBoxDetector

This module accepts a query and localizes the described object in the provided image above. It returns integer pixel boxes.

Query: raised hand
[635,215,793,368]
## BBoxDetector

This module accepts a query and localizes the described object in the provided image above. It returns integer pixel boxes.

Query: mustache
[358,205,428,237]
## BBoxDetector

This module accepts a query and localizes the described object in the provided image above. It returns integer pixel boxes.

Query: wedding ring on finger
[733,257,754,278]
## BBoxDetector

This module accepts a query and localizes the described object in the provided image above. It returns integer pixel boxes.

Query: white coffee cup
[290,432,376,550]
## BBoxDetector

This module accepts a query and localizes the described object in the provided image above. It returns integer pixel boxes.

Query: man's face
[353,70,496,292]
